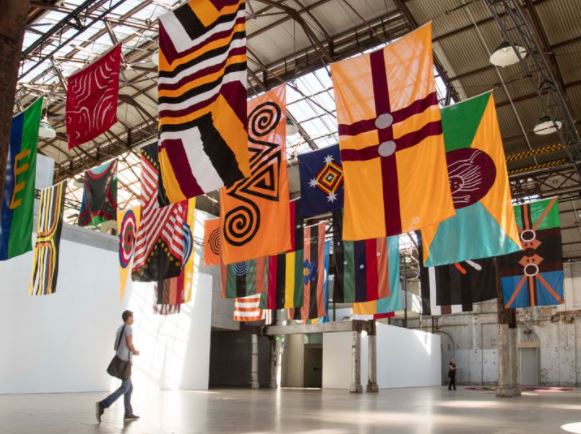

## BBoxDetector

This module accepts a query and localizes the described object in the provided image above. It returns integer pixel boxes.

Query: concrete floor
[1,386,581,434]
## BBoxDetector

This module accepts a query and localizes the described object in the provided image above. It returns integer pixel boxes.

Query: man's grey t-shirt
[114,324,133,362]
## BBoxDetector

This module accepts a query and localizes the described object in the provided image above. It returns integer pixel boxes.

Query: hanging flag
[78,159,118,227]
[332,211,393,303]
[300,223,330,320]
[234,293,270,322]
[331,23,454,240]
[204,218,221,266]
[66,44,121,149]
[117,207,140,301]
[266,253,304,310]
[419,234,497,315]
[152,197,196,312]
[158,0,250,201]
[153,280,182,315]
[266,200,304,310]
[497,198,564,308]
[132,143,188,282]
[351,235,401,317]
[0,97,42,261]
[298,145,343,217]
[220,84,290,263]
[29,181,66,296]
[220,257,268,298]
[180,197,196,303]
[425,260,497,315]
[421,92,521,267]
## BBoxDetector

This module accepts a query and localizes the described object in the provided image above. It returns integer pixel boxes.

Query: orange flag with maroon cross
[331,23,455,240]
[220,84,291,263]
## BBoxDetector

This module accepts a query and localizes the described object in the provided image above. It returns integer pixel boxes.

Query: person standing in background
[448,358,457,391]
[96,310,140,423]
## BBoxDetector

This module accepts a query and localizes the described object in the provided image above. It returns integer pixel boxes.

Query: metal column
[251,334,260,389]
[349,330,363,393]
[366,321,379,393]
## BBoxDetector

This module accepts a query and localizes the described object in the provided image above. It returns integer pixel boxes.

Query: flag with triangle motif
[497,198,564,308]
[220,85,291,263]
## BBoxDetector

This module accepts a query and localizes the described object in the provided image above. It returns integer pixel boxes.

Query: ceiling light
[38,118,56,139]
[533,116,562,136]
[286,121,299,138]
[489,41,527,67]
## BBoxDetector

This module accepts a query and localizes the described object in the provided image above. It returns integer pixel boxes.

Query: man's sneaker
[124,414,140,422]
[95,403,104,423]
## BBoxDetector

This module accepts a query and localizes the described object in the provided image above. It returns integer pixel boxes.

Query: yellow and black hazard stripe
[506,143,566,162]
[508,158,568,176]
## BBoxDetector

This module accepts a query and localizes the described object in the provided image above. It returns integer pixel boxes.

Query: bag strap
[115,325,126,351]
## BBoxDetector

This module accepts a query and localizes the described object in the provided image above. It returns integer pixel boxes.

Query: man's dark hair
[122,310,133,322]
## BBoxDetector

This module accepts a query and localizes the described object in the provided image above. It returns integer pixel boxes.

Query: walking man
[448,358,457,391]
[96,310,140,422]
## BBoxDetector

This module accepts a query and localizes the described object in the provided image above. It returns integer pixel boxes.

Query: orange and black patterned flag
[203,218,221,266]
[220,84,291,263]
[331,23,454,240]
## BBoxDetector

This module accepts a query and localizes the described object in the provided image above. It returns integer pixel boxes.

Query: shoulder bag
[106,325,132,380]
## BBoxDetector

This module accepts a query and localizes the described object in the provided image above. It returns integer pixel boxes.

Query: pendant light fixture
[489,41,527,67]
[533,116,562,136]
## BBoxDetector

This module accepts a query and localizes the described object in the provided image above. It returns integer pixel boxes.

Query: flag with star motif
[298,145,344,217]
[331,23,455,240]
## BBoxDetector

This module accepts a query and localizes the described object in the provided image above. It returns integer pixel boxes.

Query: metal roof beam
[485,0,581,166]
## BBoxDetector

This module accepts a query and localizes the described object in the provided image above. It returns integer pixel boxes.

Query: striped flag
[133,143,188,282]
[234,294,265,322]
[29,182,66,296]
[266,199,304,309]
[158,0,250,201]
[220,257,268,298]
[351,235,401,318]
[332,211,393,303]
[301,223,330,320]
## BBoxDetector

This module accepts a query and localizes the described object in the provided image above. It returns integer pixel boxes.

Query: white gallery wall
[323,323,441,389]
[0,219,213,394]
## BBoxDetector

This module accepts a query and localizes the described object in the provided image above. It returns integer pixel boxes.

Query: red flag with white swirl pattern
[66,44,121,149]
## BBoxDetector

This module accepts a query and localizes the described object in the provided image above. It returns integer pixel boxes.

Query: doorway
[519,348,540,386]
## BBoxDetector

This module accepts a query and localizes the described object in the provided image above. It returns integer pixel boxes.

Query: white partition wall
[323,323,441,389]
[0,224,213,394]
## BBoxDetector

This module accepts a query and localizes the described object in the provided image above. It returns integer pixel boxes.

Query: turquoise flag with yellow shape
[421,92,522,267]
[0,97,43,260]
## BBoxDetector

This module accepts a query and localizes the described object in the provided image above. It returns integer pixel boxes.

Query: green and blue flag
[0,98,43,260]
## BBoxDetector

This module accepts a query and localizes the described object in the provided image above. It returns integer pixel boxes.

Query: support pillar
[251,334,260,389]
[349,330,363,393]
[0,0,31,199]
[366,321,378,392]
[270,336,283,389]
[496,307,521,397]
[508,325,521,396]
